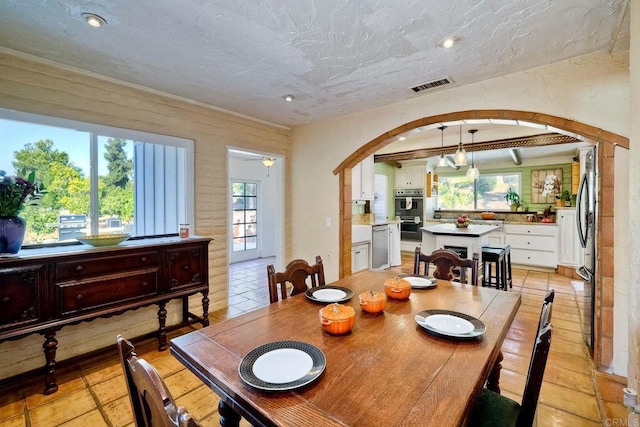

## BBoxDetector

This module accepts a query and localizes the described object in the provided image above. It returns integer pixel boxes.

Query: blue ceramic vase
[0,216,26,254]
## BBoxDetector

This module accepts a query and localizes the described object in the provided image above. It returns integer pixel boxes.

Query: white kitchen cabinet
[505,224,558,268]
[388,223,401,266]
[395,167,425,189]
[352,242,370,273]
[486,230,505,245]
[352,155,374,200]
[557,209,581,266]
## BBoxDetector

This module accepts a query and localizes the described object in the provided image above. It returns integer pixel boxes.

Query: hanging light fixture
[454,125,468,166]
[437,126,448,167]
[262,157,275,177]
[466,129,480,179]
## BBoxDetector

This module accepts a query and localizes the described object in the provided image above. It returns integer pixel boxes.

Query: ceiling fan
[243,156,277,176]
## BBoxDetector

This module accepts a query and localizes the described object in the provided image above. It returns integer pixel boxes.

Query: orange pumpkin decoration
[319,303,355,335]
[359,290,387,314]
[384,277,412,300]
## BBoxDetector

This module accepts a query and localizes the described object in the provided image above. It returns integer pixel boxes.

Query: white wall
[291,50,630,283]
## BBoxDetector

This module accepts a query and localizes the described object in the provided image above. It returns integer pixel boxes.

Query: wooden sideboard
[0,236,211,394]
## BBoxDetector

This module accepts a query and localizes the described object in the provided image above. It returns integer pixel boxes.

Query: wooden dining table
[170,269,521,427]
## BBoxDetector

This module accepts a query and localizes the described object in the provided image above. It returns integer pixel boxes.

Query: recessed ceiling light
[283,94,295,102]
[399,136,406,141]
[82,13,107,27]
[439,37,457,49]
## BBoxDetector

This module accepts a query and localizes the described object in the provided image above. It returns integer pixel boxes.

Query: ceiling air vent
[410,77,453,93]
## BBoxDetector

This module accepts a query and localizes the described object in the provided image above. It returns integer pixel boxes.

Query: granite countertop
[353,219,402,226]
[421,223,499,237]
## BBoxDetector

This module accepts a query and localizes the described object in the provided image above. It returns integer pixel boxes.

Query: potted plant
[0,169,45,254]
[504,187,521,212]
[560,189,572,207]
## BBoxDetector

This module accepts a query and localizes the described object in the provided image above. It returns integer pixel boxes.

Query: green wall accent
[374,162,396,218]
[438,162,572,212]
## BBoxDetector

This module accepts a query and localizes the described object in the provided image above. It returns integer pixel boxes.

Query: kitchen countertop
[421,223,499,237]
[353,220,402,226]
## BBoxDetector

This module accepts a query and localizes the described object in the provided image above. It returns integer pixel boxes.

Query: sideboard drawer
[56,251,159,281]
[0,265,44,331]
[167,246,206,291]
[56,271,158,316]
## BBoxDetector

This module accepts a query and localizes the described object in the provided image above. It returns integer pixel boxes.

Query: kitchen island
[421,223,499,265]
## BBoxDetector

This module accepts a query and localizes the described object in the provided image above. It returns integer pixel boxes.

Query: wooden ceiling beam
[373,133,580,163]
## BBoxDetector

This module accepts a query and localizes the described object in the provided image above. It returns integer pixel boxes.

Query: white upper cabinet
[395,167,425,189]
[352,155,374,200]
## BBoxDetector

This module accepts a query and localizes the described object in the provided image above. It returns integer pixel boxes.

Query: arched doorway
[333,109,629,370]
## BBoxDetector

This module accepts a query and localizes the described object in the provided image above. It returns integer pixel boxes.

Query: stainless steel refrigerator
[576,146,596,350]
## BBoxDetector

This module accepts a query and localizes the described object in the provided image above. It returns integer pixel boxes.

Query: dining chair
[467,292,555,427]
[267,255,325,303]
[117,335,202,427]
[413,247,479,286]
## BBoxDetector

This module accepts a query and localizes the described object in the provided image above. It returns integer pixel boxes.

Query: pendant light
[437,125,448,167]
[454,125,468,166]
[466,129,480,179]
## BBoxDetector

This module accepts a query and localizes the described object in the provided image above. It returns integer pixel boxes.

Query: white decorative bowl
[77,233,131,247]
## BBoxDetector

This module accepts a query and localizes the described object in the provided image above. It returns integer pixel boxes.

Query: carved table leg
[42,329,58,395]
[487,350,504,393]
[158,301,168,351]
[218,400,241,427]
[202,290,210,327]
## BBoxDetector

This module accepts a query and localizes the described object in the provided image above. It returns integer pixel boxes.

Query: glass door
[230,181,260,262]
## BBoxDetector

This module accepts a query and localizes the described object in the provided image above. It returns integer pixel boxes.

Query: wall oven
[395,189,424,241]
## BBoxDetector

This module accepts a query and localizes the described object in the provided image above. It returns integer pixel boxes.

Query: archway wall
[290,49,630,372]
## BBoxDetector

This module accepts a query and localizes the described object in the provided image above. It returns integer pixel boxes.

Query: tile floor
[0,254,630,426]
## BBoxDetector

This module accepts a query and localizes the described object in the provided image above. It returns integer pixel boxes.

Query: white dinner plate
[311,288,347,302]
[415,309,486,339]
[239,341,326,391]
[403,276,436,289]
[305,286,354,303]
[423,314,474,334]
[252,348,313,383]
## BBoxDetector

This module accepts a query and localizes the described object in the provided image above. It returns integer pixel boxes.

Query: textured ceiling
[0,0,630,127]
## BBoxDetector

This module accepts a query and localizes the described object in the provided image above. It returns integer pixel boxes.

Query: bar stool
[484,244,513,289]
[481,247,507,290]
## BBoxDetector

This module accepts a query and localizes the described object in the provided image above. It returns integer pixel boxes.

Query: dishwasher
[372,224,390,270]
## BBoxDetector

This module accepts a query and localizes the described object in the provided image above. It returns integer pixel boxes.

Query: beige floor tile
[498,368,526,396]
[175,385,220,421]
[81,361,123,386]
[29,389,96,427]
[546,351,592,375]
[502,352,531,375]
[539,382,600,421]
[536,404,602,427]
[25,372,86,410]
[0,383,24,421]
[102,395,134,427]
[553,327,585,344]
[152,355,188,378]
[596,371,626,402]
[91,374,128,405]
[603,402,629,423]
[165,368,210,399]
[543,364,596,395]
[0,414,26,427]
[501,338,534,357]
[58,410,108,427]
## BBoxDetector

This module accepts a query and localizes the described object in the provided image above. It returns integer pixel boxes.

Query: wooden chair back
[267,255,325,303]
[117,335,201,427]
[536,290,555,336]
[518,324,553,426]
[413,248,479,286]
